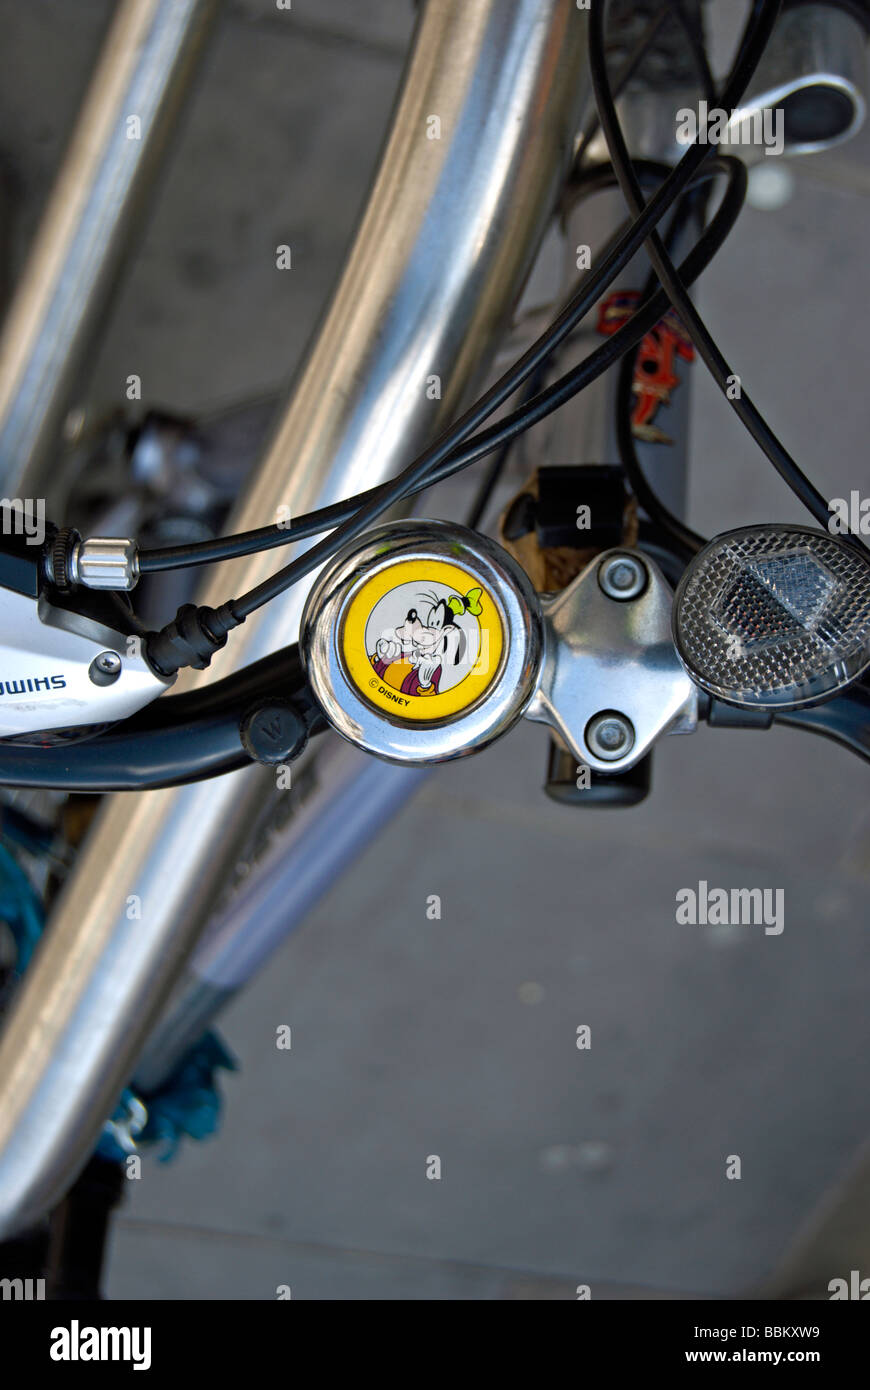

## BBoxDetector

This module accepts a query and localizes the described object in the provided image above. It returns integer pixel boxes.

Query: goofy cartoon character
[371,587,483,697]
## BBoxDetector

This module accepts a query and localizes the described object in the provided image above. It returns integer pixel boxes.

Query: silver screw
[585,710,635,762]
[89,651,122,686]
[598,553,647,601]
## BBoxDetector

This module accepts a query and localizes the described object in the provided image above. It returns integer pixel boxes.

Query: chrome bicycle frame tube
[0,0,590,1237]
[133,52,714,1095]
[0,0,219,492]
[133,743,428,1093]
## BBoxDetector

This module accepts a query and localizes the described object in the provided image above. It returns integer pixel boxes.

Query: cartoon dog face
[413,598,466,667]
[376,596,466,679]
[368,581,483,697]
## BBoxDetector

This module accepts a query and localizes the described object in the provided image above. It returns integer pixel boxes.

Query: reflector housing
[672,525,870,710]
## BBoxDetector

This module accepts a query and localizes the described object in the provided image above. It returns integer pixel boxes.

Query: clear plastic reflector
[672,525,870,710]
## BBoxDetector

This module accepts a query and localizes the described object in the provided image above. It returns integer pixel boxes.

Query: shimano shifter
[0,528,171,743]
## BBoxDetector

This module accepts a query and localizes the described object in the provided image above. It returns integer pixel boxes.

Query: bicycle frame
[0,0,590,1238]
[0,0,866,1273]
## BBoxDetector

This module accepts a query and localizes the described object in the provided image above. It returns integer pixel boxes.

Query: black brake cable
[140,158,744,576]
[187,1,778,621]
[541,0,718,547]
[590,0,870,556]
[142,168,688,568]
[143,0,776,672]
[572,0,715,173]
[613,0,716,560]
[572,4,672,171]
[670,0,716,103]
[146,157,749,676]
[470,0,719,532]
[616,191,708,560]
[140,141,744,583]
[443,162,747,483]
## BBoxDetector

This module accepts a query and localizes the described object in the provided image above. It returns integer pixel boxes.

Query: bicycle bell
[301,520,543,763]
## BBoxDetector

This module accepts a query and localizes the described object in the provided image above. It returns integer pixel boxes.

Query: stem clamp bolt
[585,710,635,762]
[598,553,647,602]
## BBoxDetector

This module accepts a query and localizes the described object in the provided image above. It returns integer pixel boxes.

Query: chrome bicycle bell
[301,520,543,763]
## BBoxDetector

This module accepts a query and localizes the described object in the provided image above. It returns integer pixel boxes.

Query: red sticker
[597,291,694,445]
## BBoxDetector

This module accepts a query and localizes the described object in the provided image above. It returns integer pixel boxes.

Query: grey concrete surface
[0,1,868,1299]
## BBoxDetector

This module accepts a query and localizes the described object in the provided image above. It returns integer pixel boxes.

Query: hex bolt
[88,651,122,686]
[598,553,647,601]
[585,710,635,762]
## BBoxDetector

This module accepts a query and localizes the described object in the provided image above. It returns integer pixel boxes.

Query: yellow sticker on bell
[341,558,504,721]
